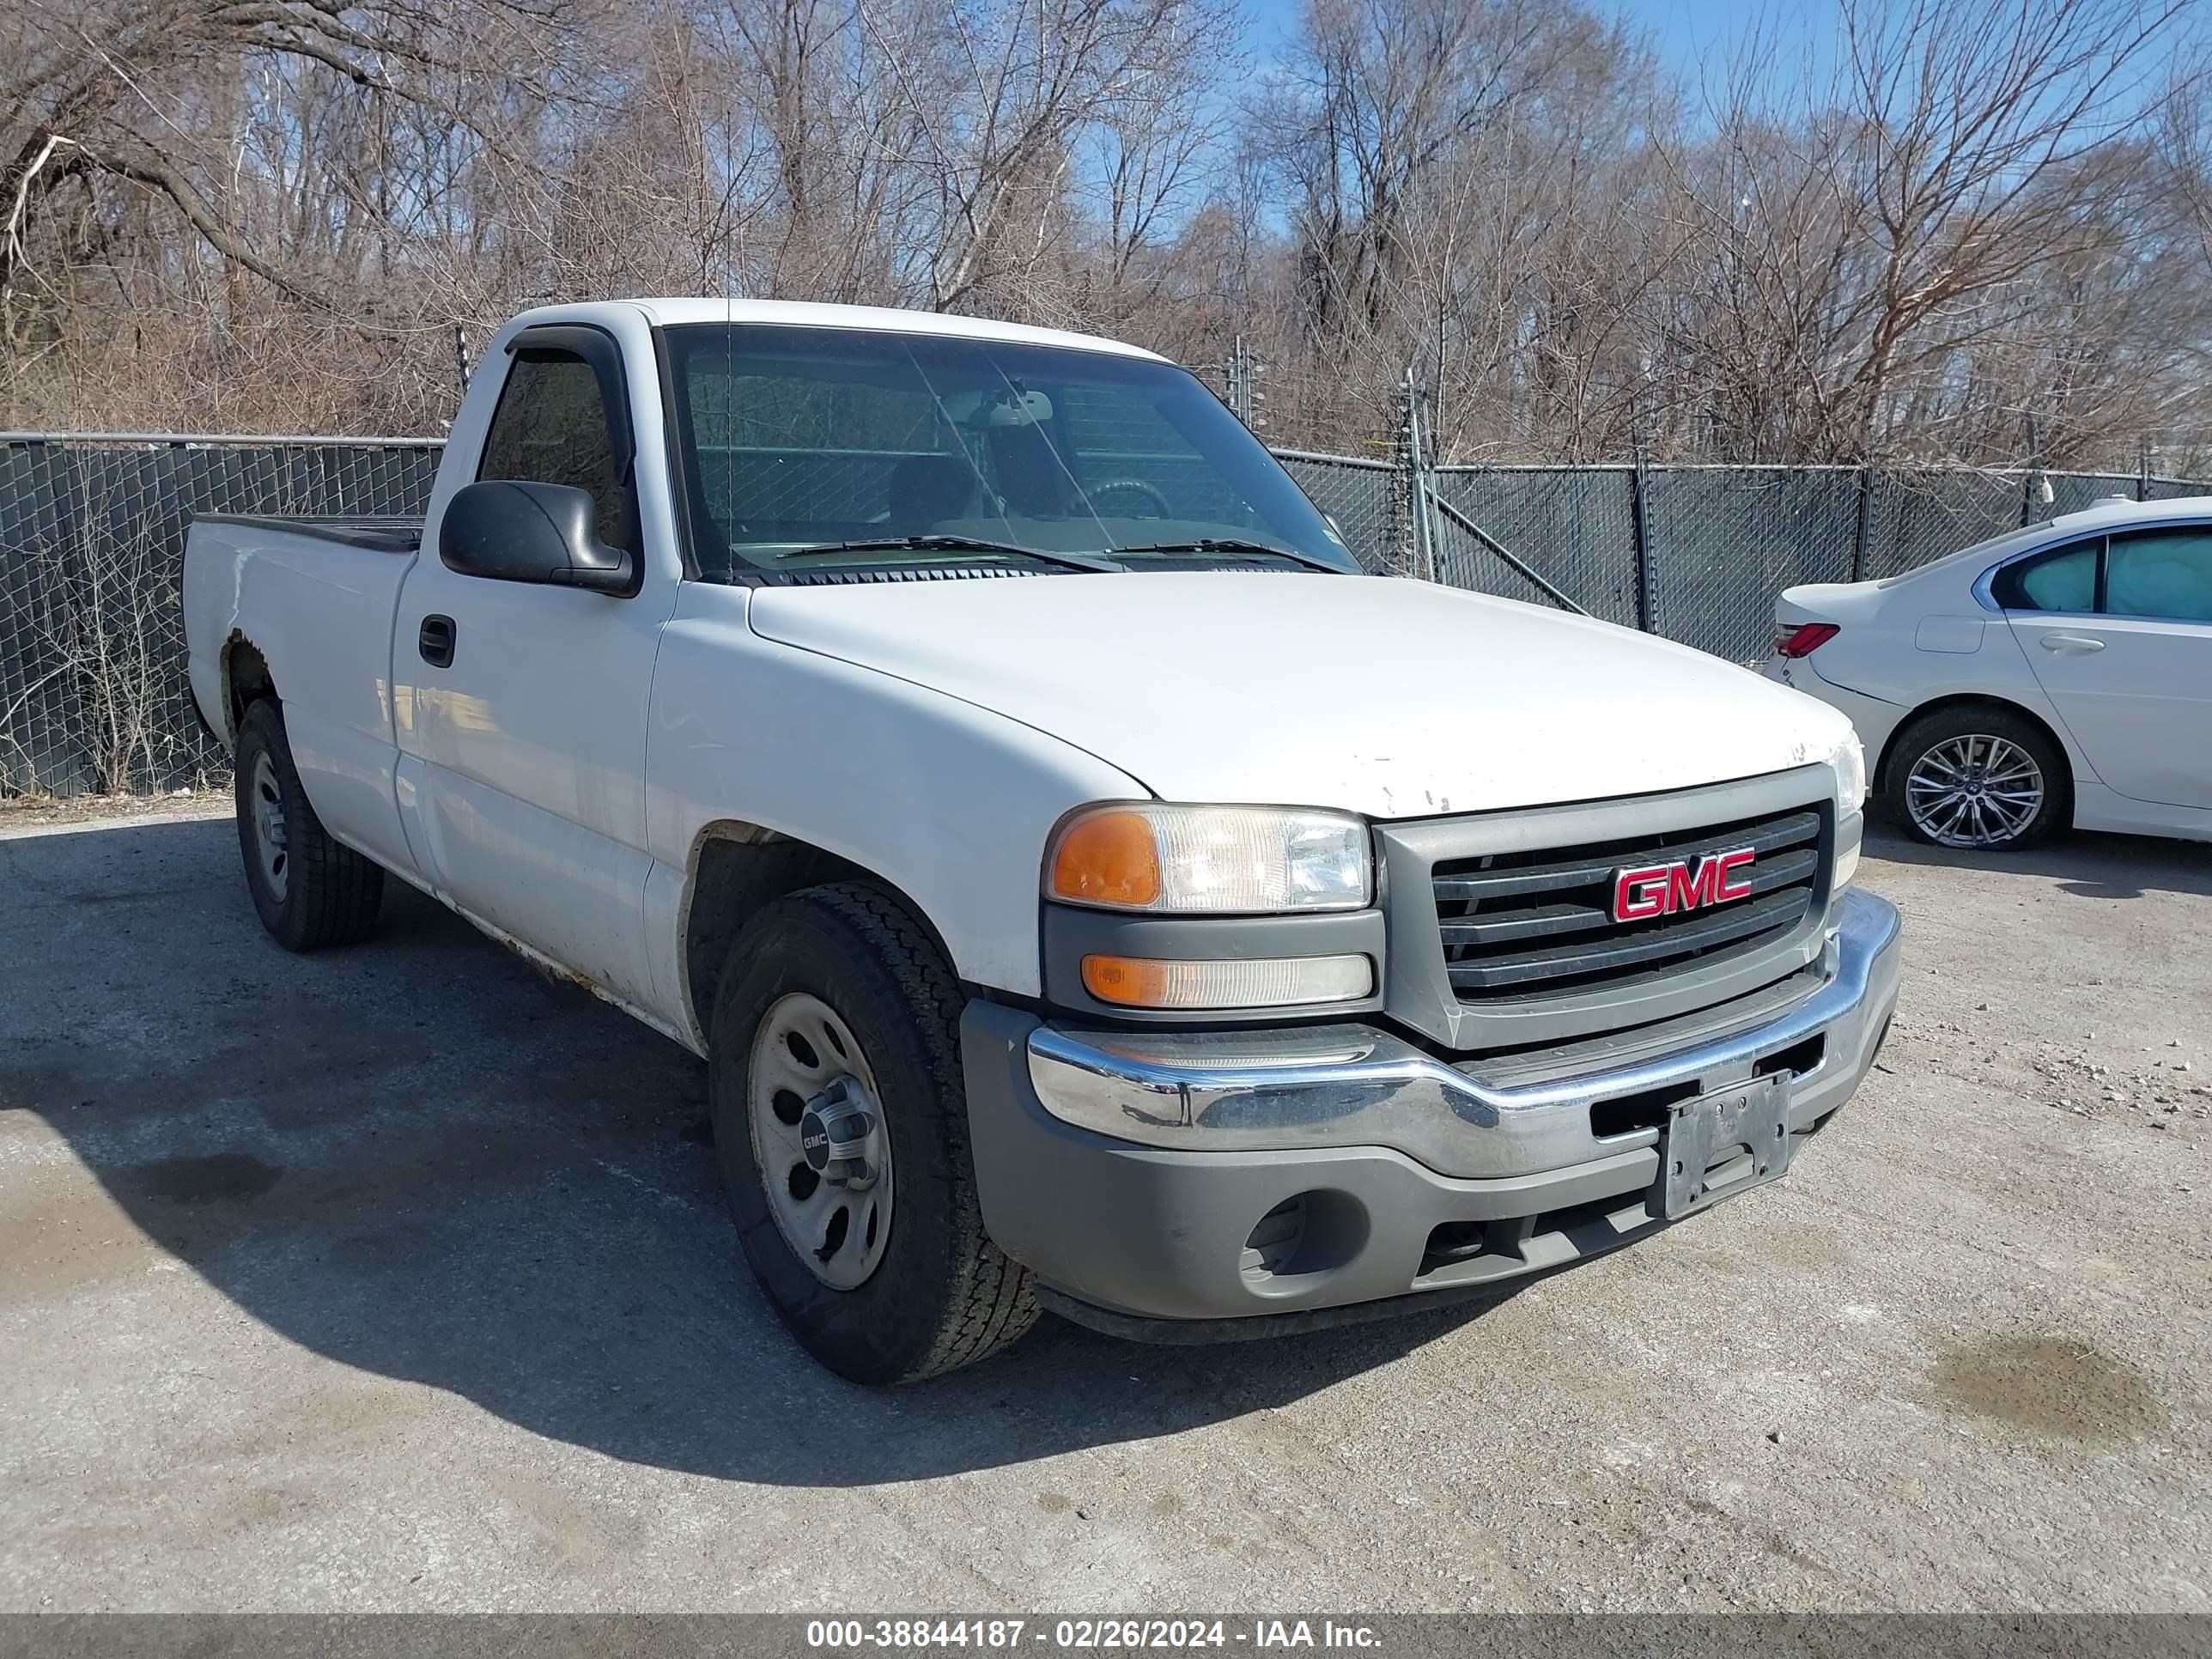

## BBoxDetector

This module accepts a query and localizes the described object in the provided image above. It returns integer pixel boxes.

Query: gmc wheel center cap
[798,1078,878,1187]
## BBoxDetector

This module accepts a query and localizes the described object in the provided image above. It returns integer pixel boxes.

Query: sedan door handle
[2039,633,2105,653]
[418,614,456,667]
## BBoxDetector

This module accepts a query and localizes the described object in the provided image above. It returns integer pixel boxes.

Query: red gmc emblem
[1612,847,1756,922]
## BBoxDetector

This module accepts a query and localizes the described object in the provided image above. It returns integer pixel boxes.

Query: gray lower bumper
[961,889,1902,1330]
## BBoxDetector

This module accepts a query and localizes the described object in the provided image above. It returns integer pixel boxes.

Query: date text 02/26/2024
[805,1620,1383,1650]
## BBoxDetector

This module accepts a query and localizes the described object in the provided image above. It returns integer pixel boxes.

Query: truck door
[393,320,678,1012]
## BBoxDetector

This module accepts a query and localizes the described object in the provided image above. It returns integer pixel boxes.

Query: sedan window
[2106,527,2212,623]
[1992,540,2098,612]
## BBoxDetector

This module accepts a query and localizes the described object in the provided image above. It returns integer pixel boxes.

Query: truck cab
[186,299,1900,1383]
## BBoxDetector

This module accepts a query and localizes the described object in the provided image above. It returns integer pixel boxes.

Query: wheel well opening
[224,636,276,736]
[1878,695,2073,805]
[681,828,954,1042]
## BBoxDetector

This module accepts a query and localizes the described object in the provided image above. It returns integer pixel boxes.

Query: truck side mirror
[439,480,636,595]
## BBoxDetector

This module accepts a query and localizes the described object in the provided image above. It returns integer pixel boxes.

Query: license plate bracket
[1654,1074,1793,1221]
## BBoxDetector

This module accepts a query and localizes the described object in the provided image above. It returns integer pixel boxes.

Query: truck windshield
[661,323,1362,580]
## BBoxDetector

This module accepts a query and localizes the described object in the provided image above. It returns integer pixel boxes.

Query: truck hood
[748,573,1852,819]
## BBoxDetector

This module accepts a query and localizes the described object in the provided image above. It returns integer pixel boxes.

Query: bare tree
[2,0,2208,464]
[1650,0,2208,464]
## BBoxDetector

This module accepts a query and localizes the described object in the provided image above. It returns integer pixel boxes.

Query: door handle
[418,614,456,667]
[2039,633,2105,653]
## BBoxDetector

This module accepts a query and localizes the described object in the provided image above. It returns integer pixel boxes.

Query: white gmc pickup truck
[185,299,1901,1383]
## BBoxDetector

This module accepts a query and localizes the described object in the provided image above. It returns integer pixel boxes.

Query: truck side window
[1990,538,2098,613]
[477,349,637,553]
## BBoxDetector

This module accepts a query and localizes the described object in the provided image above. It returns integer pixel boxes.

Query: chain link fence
[1425,462,2212,664]
[1272,450,1399,573]
[1427,466,1642,623]
[4,432,2209,797]
[0,435,441,797]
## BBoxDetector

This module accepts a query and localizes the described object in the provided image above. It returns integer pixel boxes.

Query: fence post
[2021,413,2045,526]
[1850,465,1875,583]
[1628,440,1654,633]
[1393,371,1437,580]
[1390,378,1413,574]
[2138,432,2152,502]
[1411,379,1442,583]
[1222,336,1261,428]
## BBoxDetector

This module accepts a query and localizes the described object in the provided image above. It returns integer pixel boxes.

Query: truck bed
[185,509,428,880]
[193,514,422,553]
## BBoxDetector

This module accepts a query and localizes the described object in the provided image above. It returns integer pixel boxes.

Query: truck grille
[1431,805,1827,1004]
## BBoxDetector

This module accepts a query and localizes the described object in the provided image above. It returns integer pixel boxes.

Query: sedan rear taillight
[1773,622,1839,658]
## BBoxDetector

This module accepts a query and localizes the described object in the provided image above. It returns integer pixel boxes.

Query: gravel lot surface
[2,807,2207,1612]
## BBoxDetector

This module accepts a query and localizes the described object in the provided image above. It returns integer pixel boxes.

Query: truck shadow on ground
[1863,823,2212,901]
[3,816,1516,1488]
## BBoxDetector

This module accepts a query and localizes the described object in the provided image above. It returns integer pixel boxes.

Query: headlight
[1047,804,1371,915]
[1832,733,1867,815]
[1831,734,1866,892]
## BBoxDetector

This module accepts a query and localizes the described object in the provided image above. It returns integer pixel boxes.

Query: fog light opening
[1239,1189,1368,1284]
[1241,1196,1306,1279]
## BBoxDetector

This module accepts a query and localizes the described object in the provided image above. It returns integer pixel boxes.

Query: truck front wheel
[233,699,384,951]
[708,881,1037,1384]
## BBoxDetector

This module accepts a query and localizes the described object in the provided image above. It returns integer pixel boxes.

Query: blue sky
[1238,0,1832,92]
[1609,0,1829,83]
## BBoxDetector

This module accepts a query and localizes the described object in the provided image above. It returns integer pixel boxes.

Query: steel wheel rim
[1905,734,2045,848]
[747,991,893,1291]
[249,750,289,900]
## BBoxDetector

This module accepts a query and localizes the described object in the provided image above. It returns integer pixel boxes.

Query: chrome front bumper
[1026,887,1901,1179]
[960,888,1901,1329]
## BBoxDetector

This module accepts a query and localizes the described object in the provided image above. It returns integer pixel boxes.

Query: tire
[708,880,1036,1384]
[233,698,385,951]
[1884,704,2068,850]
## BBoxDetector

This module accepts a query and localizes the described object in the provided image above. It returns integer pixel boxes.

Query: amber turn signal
[1048,809,1163,908]
[1079,952,1374,1011]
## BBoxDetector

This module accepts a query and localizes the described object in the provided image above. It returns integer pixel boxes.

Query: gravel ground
[0,808,2206,1613]
[0,787,226,828]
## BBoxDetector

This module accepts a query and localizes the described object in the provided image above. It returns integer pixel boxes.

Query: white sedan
[1763,494,2212,850]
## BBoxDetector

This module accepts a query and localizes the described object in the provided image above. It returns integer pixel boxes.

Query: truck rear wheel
[707,881,1036,1384]
[233,699,385,951]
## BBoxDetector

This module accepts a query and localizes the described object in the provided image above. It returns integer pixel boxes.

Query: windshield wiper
[779,535,1121,574]
[1109,538,1340,572]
